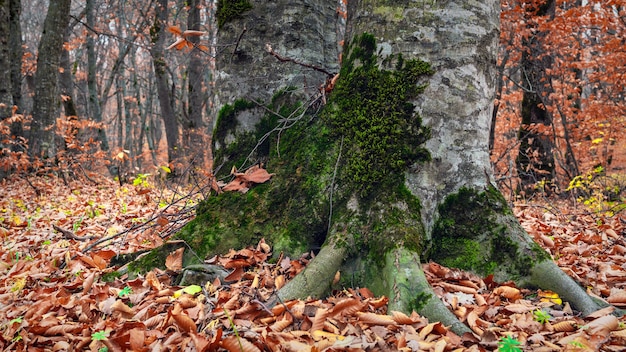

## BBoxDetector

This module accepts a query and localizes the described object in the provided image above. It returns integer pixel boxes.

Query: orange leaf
[166,38,186,50]
[171,303,197,333]
[167,25,183,36]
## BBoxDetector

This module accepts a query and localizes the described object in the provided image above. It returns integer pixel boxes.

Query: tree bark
[151,0,181,168]
[86,0,110,153]
[129,0,606,335]
[29,0,72,159]
[0,0,12,119]
[184,0,208,167]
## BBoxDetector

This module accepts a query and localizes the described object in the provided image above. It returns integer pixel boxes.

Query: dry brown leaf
[165,247,184,271]
[111,299,134,315]
[503,303,535,313]
[221,335,261,352]
[82,271,96,294]
[552,320,578,332]
[171,303,197,333]
[586,315,619,337]
[44,324,82,336]
[310,308,329,332]
[493,286,522,301]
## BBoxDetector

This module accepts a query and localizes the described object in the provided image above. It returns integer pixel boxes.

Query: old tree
[138,0,610,334]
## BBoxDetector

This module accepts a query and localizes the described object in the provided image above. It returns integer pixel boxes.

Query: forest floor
[1,173,625,351]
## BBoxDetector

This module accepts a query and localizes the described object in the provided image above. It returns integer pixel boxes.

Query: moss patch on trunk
[427,186,551,280]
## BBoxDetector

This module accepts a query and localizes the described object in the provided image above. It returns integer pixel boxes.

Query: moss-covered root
[383,248,472,336]
[269,242,347,307]
[530,260,603,316]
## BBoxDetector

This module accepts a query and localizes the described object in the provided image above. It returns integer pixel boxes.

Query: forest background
[0,0,625,350]
[0,0,624,204]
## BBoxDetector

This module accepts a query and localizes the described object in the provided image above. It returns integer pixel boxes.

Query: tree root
[530,260,602,316]
[269,241,347,307]
[270,243,473,336]
[383,248,472,335]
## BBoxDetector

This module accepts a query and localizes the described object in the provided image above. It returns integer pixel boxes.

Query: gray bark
[352,1,502,237]
[185,0,208,166]
[151,0,181,166]
[86,0,109,152]
[214,0,339,151]
[29,0,72,159]
[0,0,13,119]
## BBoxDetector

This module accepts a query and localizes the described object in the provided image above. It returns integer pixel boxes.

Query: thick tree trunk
[129,0,606,336]
[29,0,72,159]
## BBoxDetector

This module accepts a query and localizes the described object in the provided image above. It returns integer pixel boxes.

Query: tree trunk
[151,0,181,169]
[130,0,607,335]
[516,0,557,194]
[0,0,12,119]
[29,0,72,159]
[184,0,208,168]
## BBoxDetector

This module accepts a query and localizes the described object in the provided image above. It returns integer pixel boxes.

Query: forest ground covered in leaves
[1,173,626,351]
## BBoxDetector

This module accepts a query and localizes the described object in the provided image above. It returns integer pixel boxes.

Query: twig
[231,26,247,62]
[265,43,335,76]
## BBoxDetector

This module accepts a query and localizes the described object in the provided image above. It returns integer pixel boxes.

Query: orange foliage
[492,0,625,192]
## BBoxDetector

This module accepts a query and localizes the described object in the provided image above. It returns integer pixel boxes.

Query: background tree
[492,0,626,196]
[151,0,181,170]
[0,0,13,120]
[184,0,209,169]
[28,0,72,159]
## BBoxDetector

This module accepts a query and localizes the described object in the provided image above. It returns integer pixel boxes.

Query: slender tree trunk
[8,0,22,138]
[29,0,72,159]
[151,0,181,169]
[86,0,109,153]
[185,0,207,168]
[0,0,12,120]
[60,29,78,118]
[516,0,557,193]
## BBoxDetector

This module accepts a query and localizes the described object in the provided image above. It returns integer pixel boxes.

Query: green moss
[324,33,432,195]
[410,291,432,312]
[216,0,252,28]
[101,271,122,282]
[428,186,544,279]
[175,92,335,263]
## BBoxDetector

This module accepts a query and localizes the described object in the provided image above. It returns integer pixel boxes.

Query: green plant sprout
[533,309,551,324]
[498,335,522,352]
[91,331,107,341]
[118,286,132,297]
[73,215,84,232]
[132,173,151,188]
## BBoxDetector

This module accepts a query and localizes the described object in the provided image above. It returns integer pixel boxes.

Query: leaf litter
[0,174,625,351]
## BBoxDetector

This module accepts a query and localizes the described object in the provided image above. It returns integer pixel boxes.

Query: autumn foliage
[492,0,626,198]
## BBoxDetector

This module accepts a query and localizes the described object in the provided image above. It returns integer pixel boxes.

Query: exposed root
[270,241,347,306]
[383,248,472,335]
[530,260,603,316]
